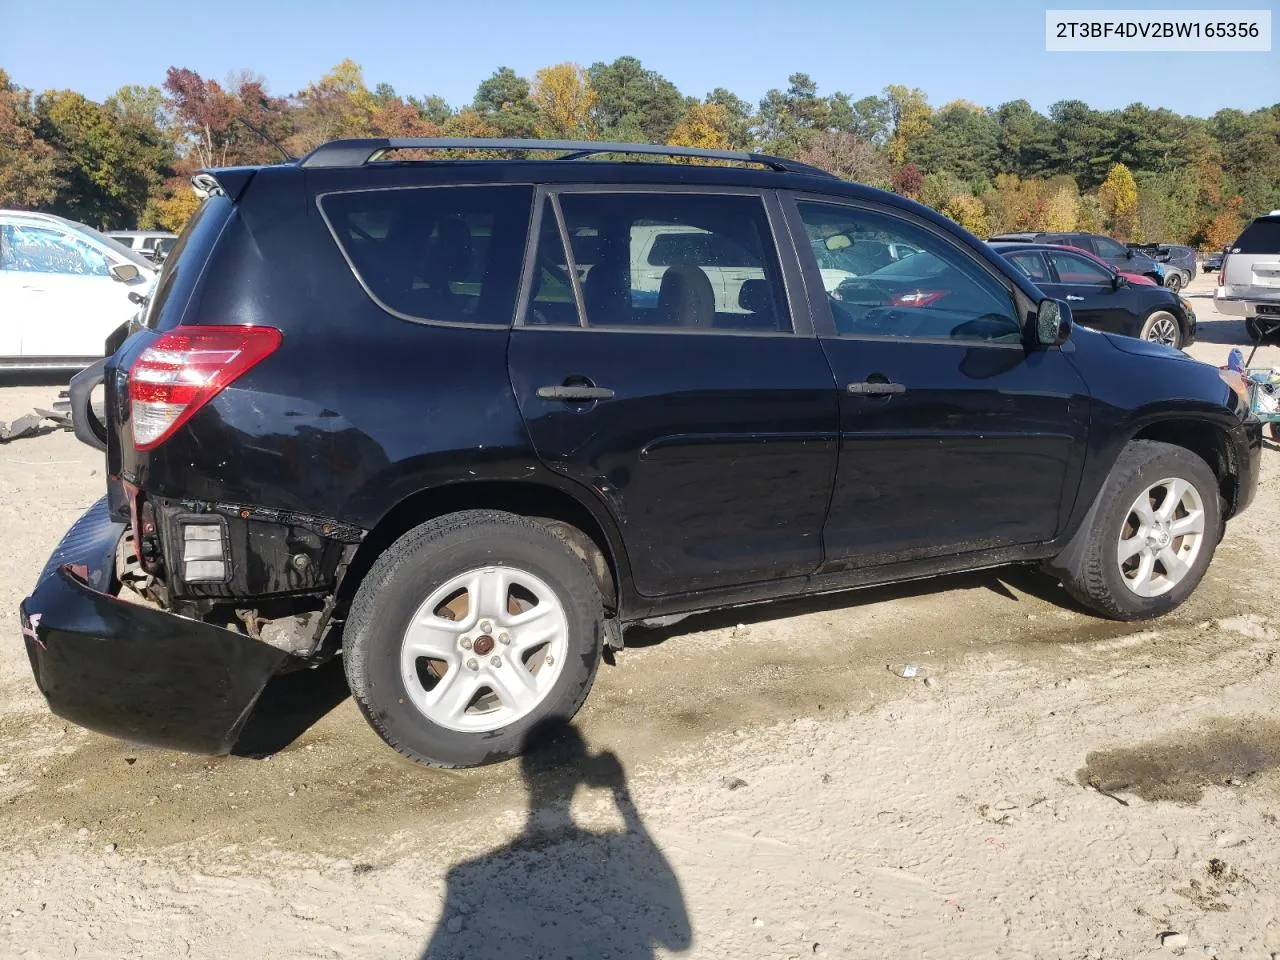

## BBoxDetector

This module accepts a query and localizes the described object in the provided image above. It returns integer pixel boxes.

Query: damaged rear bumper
[19,498,289,754]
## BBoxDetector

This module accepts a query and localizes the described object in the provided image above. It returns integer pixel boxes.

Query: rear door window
[321,185,534,326]
[1233,219,1280,254]
[1048,250,1112,284]
[525,191,791,333]
[1006,251,1050,283]
[1093,236,1128,258]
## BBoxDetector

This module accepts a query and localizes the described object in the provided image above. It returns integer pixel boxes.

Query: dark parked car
[21,138,1261,769]
[1128,242,1197,292]
[1203,248,1227,272]
[994,242,1197,348]
[989,231,1165,284]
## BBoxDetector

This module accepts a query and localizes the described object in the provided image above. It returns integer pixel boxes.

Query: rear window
[1233,219,1280,255]
[320,185,534,326]
[145,196,233,331]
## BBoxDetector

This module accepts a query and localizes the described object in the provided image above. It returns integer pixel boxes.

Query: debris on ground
[1160,931,1189,948]
[0,413,45,443]
[890,663,928,679]
[721,776,748,790]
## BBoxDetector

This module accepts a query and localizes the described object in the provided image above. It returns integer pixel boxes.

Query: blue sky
[3,0,1276,116]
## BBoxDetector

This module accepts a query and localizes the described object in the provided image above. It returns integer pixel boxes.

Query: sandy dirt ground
[2,274,1279,959]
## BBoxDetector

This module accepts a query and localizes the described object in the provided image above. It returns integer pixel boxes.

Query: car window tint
[1093,236,1127,257]
[2,224,110,277]
[524,199,582,327]
[796,202,1021,344]
[1233,219,1280,254]
[1048,251,1112,284]
[321,185,534,326]
[1006,252,1050,282]
[553,192,791,333]
[1065,236,1094,254]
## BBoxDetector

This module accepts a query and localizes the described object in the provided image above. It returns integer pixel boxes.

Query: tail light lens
[891,289,949,308]
[129,325,281,450]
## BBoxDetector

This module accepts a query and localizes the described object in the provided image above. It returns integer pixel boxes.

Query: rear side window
[1093,236,1127,258]
[321,185,534,326]
[530,191,791,333]
[1048,250,1111,284]
[1006,251,1050,282]
[145,196,233,331]
[1233,219,1280,254]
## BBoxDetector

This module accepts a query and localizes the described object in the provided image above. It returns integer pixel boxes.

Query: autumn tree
[1097,162,1139,239]
[1041,183,1081,231]
[165,67,292,168]
[0,69,58,208]
[1077,194,1105,233]
[891,163,923,200]
[1204,195,1245,250]
[795,130,890,187]
[668,102,731,151]
[919,171,968,210]
[705,88,755,150]
[531,63,597,139]
[885,84,931,165]
[36,89,172,228]
[983,173,1043,232]
[943,194,990,236]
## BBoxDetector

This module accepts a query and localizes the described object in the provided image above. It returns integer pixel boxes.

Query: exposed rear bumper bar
[19,498,288,754]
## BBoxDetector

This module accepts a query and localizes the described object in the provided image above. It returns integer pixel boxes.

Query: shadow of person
[421,719,691,960]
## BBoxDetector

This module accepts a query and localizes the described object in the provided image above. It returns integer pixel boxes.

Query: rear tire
[1056,440,1221,621]
[1164,272,1184,292]
[343,510,604,767]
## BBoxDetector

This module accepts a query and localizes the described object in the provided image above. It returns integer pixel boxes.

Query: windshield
[70,221,155,270]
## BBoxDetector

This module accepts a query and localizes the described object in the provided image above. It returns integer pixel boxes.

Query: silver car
[1215,212,1280,340]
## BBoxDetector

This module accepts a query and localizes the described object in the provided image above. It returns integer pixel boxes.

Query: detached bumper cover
[19,498,288,754]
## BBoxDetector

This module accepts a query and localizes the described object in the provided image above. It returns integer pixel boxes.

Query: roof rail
[296,137,835,177]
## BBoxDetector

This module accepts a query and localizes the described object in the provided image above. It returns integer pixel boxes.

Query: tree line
[2,58,1277,249]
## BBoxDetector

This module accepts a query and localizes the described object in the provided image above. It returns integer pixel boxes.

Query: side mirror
[1124,247,1134,259]
[109,262,140,283]
[1112,273,1128,290]
[1036,298,1073,347]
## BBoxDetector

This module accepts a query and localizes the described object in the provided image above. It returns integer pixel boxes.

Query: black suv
[989,231,1165,284]
[21,139,1262,768]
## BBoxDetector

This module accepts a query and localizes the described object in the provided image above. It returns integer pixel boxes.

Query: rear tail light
[891,289,949,308]
[129,325,281,450]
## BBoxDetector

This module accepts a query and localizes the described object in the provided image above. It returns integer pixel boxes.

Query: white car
[0,210,158,370]
[1214,212,1280,341]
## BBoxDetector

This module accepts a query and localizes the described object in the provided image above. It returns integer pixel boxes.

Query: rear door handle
[847,381,906,396]
[536,385,615,401]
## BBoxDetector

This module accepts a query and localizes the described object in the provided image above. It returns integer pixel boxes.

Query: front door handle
[1066,295,1085,301]
[537,385,616,401]
[847,381,906,396]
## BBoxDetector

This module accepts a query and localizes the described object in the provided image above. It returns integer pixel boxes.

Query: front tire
[1140,310,1182,349]
[343,510,604,767]
[1056,440,1221,620]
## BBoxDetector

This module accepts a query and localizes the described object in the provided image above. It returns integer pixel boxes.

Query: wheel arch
[1129,416,1240,516]
[338,480,629,620]
[1045,422,1234,588]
